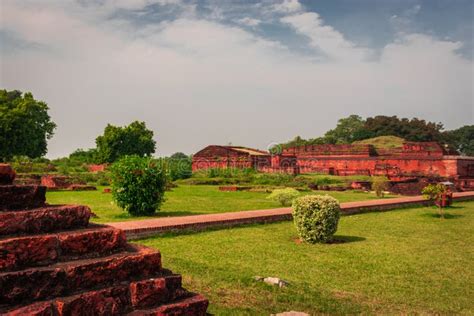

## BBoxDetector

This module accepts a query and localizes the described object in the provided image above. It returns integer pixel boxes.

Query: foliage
[443,125,474,156]
[157,154,192,181]
[95,121,156,163]
[110,155,167,216]
[372,176,390,197]
[292,195,341,243]
[0,89,57,161]
[323,115,367,144]
[266,188,300,206]
[422,183,449,218]
[69,148,98,164]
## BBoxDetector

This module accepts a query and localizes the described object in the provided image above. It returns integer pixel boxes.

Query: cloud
[0,1,472,158]
[281,12,372,62]
[236,17,261,27]
[271,0,303,13]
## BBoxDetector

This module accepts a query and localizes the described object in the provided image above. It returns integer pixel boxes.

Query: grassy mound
[353,136,405,149]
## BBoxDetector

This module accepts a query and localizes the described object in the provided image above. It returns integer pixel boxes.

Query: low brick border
[108,191,474,240]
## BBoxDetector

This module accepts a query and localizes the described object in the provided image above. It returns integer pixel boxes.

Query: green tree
[69,148,98,163]
[443,125,474,156]
[324,115,366,144]
[0,89,56,161]
[95,121,156,163]
[364,116,444,142]
[167,152,192,180]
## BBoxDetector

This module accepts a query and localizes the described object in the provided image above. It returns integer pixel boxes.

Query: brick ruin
[192,143,474,192]
[0,163,208,315]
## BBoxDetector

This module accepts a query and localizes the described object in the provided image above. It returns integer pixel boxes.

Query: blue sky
[1,0,473,157]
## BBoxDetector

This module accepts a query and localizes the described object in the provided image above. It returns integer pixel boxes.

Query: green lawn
[137,201,474,315]
[46,185,393,223]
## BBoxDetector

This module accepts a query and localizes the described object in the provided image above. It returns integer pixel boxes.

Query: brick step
[1,274,196,315]
[0,185,46,210]
[0,205,91,236]
[127,294,209,316]
[0,225,127,272]
[0,244,163,306]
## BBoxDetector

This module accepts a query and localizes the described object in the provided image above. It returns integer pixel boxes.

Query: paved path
[108,191,474,239]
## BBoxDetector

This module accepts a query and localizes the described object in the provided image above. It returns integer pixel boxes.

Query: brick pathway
[108,191,474,239]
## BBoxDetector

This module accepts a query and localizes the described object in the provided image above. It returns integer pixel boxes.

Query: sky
[1,0,473,158]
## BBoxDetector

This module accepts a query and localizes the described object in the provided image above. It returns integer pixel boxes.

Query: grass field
[46,185,393,223]
[137,201,474,315]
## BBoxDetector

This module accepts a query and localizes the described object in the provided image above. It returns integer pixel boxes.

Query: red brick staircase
[0,164,208,315]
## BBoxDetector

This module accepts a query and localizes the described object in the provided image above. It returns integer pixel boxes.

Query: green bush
[267,188,300,206]
[372,176,389,197]
[292,195,341,243]
[110,155,167,216]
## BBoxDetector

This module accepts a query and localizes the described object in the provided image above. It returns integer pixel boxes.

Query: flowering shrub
[267,188,300,206]
[292,195,341,243]
[110,155,167,216]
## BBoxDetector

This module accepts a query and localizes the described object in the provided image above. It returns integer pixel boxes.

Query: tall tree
[95,121,156,163]
[443,125,474,156]
[324,115,367,144]
[0,90,56,161]
[364,116,444,142]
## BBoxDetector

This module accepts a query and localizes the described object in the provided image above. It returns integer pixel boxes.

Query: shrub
[292,195,341,243]
[110,155,167,216]
[267,188,300,206]
[422,183,448,218]
[372,176,389,197]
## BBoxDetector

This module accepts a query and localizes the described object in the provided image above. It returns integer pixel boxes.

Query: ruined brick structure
[0,164,208,315]
[193,143,474,191]
[192,145,271,171]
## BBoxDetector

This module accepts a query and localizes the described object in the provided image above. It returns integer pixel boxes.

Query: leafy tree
[443,125,474,156]
[0,89,56,161]
[422,183,449,219]
[95,121,156,163]
[167,152,192,181]
[324,115,366,144]
[364,116,444,142]
[69,148,98,163]
[170,152,188,160]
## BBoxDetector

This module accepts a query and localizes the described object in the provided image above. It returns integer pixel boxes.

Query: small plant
[110,155,167,216]
[292,195,340,243]
[372,176,389,197]
[267,188,300,206]
[422,183,448,218]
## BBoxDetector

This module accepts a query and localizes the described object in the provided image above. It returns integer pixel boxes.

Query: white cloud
[0,1,472,158]
[236,17,261,27]
[272,0,303,13]
[281,12,372,62]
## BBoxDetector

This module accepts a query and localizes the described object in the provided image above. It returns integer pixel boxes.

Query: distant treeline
[280,115,473,156]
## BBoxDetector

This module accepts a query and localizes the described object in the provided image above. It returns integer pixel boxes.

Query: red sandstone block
[127,294,209,316]
[55,285,130,315]
[130,275,183,309]
[0,226,126,272]
[0,205,91,236]
[0,164,15,185]
[0,185,46,210]
[65,245,162,290]
[58,226,127,259]
[0,245,162,305]
[2,301,54,316]
[0,235,58,271]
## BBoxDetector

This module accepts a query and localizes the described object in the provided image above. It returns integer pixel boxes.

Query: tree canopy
[95,121,156,163]
[443,125,474,156]
[0,89,56,161]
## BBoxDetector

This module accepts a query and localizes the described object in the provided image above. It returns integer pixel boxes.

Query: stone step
[1,274,190,315]
[127,294,209,316]
[0,244,162,306]
[0,225,127,272]
[0,185,46,210]
[0,205,91,236]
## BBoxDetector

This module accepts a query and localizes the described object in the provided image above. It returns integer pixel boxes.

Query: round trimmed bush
[110,155,167,216]
[292,195,341,243]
